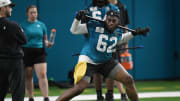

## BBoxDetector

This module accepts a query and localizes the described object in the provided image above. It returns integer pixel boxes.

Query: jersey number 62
[96,34,117,53]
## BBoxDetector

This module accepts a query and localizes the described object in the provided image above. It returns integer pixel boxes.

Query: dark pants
[0,59,25,101]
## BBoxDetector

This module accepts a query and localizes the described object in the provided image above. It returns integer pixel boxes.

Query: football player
[56,10,149,101]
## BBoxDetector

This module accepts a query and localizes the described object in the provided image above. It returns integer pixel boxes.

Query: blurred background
[10,0,180,83]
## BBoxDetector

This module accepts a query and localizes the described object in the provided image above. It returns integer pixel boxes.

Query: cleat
[44,97,50,101]
[121,94,128,101]
[97,95,104,101]
[105,93,114,101]
[29,98,34,101]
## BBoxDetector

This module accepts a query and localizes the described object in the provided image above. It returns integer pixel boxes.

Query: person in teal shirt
[21,5,53,101]
[84,1,120,100]
[21,19,47,48]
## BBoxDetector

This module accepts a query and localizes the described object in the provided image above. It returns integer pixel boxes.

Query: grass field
[6,80,180,101]
[139,97,180,101]
[43,80,180,96]
[89,97,180,101]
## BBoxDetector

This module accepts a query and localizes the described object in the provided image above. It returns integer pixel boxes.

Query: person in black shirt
[0,0,27,101]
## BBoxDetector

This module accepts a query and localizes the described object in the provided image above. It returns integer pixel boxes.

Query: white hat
[0,0,15,8]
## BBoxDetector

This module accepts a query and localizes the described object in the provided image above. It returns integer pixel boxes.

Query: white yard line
[5,91,180,101]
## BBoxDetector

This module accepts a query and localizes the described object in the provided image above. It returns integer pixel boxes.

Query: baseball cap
[0,0,16,8]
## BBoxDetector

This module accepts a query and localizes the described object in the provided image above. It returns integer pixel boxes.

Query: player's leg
[0,60,9,101]
[23,47,35,101]
[109,63,138,101]
[0,77,8,101]
[117,43,130,101]
[56,60,98,101]
[93,73,104,101]
[34,63,49,101]
[115,81,128,101]
[10,59,25,101]
[25,66,34,101]
[105,78,114,101]
[56,78,89,101]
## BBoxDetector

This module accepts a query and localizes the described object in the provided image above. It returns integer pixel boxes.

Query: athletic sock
[121,93,126,97]
[44,97,49,101]
[106,90,114,100]
[29,98,34,101]
[107,90,113,94]
[96,90,103,99]
[121,93,128,100]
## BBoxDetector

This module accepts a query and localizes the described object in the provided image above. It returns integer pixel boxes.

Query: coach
[0,0,27,101]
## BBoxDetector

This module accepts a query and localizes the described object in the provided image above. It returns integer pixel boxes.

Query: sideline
[5,91,180,101]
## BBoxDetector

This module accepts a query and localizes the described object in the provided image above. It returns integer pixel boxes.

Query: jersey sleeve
[42,23,47,35]
[117,32,134,45]
[70,19,88,34]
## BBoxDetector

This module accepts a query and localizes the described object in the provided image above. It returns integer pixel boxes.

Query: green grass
[135,80,180,92]
[6,80,180,97]
[47,80,180,96]
[140,97,180,101]
[89,97,180,101]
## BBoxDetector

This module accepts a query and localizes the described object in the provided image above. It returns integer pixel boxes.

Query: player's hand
[47,42,54,48]
[75,10,89,21]
[45,40,54,48]
[132,27,150,36]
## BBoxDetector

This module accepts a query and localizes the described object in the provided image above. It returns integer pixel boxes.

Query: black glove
[75,10,89,21]
[132,27,150,36]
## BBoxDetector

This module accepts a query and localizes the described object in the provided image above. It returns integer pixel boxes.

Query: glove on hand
[132,27,150,36]
[75,10,89,21]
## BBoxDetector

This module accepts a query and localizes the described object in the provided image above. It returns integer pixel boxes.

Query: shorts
[23,47,47,67]
[85,59,118,78]
[73,58,121,84]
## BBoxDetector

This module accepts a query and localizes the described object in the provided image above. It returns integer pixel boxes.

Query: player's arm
[118,27,150,45]
[12,22,27,45]
[43,34,53,48]
[117,32,134,45]
[42,23,54,48]
[70,10,89,34]
[70,19,88,34]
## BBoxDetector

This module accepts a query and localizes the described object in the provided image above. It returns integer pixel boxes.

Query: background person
[20,5,53,101]
[0,0,27,101]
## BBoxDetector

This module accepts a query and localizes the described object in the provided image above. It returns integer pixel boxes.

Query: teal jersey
[81,20,122,63]
[83,4,119,40]
[20,20,47,48]
[86,4,119,20]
